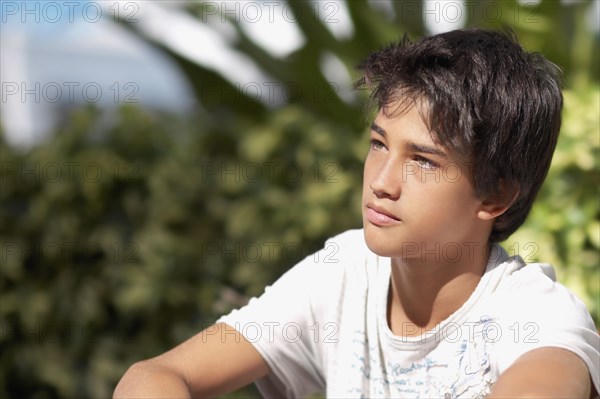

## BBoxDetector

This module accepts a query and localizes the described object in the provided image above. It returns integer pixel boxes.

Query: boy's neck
[387,241,491,336]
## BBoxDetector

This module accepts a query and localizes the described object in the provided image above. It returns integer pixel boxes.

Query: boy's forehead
[374,102,436,144]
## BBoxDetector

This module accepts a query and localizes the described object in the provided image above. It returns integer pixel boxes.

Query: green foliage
[1,1,598,398]
[0,104,365,398]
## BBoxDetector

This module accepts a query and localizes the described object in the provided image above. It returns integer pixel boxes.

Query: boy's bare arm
[488,347,593,398]
[113,323,270,399]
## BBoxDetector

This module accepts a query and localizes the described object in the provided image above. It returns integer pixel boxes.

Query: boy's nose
[369,160,402,200]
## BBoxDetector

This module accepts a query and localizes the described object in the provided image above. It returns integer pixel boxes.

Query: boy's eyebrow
[370,122,448,158]
[407,142,448,158]
[370,122,387,137]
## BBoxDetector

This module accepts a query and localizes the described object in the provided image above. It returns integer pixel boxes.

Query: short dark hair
[355,28,563,242]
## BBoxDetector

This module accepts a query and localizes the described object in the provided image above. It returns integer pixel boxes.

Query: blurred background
[0,0,598,397]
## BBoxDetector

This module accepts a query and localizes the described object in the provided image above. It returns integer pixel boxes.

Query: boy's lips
[365,203,402,226]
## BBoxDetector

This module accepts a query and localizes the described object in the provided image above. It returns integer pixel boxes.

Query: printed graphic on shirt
[344,317,498,398]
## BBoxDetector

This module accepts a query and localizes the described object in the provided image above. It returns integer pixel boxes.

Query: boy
[114,29,599,398]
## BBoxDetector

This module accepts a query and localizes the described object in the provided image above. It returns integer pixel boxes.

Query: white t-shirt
[218,229,600,398]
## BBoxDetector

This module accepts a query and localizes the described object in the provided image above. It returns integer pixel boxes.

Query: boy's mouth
[365,203,401,226]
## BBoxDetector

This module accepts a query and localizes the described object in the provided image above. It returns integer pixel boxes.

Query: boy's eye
[370,139,385,151]
[415,156,438,170]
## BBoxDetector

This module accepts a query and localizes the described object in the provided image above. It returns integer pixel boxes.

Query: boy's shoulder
[478,250,595,334]
[489,251,578,305]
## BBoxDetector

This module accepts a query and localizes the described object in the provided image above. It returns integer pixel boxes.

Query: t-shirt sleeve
[216,231,355,398]
[492,264,600,393]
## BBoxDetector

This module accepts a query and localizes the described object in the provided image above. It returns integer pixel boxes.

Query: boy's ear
[477,181,520,221]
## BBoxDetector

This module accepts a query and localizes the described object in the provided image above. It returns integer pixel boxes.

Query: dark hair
[355,28,563,242]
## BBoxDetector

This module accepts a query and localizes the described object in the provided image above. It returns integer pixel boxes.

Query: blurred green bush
[0,104,366,398]
[1,1,598,397]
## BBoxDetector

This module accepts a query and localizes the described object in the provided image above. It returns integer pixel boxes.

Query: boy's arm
[488,347,594,398]
[113,323,269,399]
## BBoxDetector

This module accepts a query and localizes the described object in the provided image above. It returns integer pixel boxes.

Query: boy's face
[362,103,490,262]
